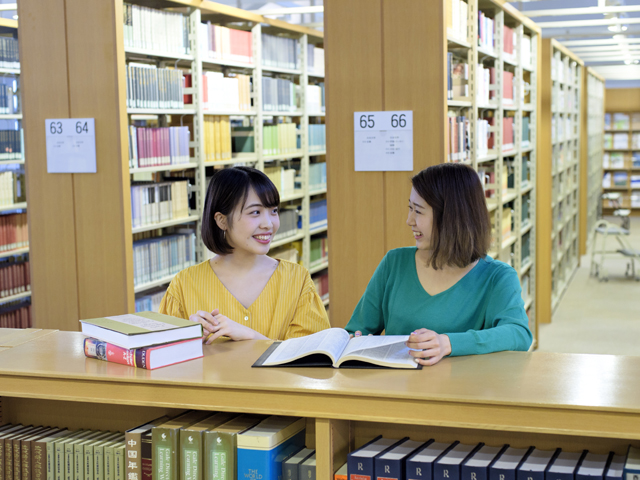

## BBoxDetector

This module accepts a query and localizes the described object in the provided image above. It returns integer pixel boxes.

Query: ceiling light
[12,15,16,19]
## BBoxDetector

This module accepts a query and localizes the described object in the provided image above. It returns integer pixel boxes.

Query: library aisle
[538,217,640,356]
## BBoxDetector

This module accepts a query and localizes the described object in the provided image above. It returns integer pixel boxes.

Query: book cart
[0,330,639,478]
[18,1,327,330]
[326,0,540,343]
[601,89,640,217]
[538,39,583,322]
[0,18,30,326]
[581,68,605,253]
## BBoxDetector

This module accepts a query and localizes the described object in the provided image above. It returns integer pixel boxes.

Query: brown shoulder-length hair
[202,166,280,255]
[411,163,491,269]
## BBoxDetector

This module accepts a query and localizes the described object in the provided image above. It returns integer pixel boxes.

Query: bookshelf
[19,1,327,329]
[326,0,540,342]
[538,39,583,322]
[0,331,639,478]
[581,69,605,254]
[0,21,30,328]
[602,107,640,215]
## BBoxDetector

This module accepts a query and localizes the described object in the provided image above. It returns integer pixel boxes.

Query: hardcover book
[101,437,125,480]
[490,447,533,480]
[21,428,57,480]
[83,337,203,370]
[604,455,624,480]
[624,446,640,480]
[516,448,559,480]
[79,312,202,349]
[125,416,171,480]
[236,417,306,480]
[12,427,49,480]
[435,443,482,480]
[462,445,507,480]
[375,439,425,480]
[576,452,609,480]
[204,414,266,480]
[334,462,347,480]
[347,436,406,480]
[406,441,454,480]
[546,451,587,480]
[299,453,316,480]
[282,448,314,480]
[253,328,421,369]
[179,412,238,480]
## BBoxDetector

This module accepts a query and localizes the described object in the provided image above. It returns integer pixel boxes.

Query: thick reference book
[236,416,306,480]
[546,451,587,480]
[347,436,406,480]
[125,415,171,480]
[605,455,625,480]
[490,447,533,480]
[79,312,202,349]
[407,441,454,480]
[462,445,508,480]
[83,337,203,370]
[375,439,426,480]
[252,328,421,369]
[204,414,266,480]
[299,453,316,480]
[282,447,314,480]
[624,446,640,480]
[334,462,347,480]
[516,448,559,480]
[576,452,610,480]
[435,442,483,480]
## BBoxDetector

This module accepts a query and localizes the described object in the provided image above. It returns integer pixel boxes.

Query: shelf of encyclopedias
[538,39,583,323]
[121,2,329,312]
[1,330,640,478]
[445,0,539,343]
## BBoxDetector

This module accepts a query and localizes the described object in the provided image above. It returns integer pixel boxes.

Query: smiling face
[224,187,280,256]
[407,187,434,251]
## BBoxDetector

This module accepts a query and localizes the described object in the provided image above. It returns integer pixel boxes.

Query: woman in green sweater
[345,163,532,366]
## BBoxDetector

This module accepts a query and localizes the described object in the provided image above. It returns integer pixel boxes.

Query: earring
[223,230,226,239]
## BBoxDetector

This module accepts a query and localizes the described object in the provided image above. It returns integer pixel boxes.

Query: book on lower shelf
[79,312,202,349]
[252,328,421,369]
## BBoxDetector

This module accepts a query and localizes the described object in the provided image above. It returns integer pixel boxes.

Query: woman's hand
[189,310,267,343]
[406,328,451,366]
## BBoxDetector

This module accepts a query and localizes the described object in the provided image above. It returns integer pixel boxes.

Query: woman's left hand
[406,328,451,366]
[204,313,267,343]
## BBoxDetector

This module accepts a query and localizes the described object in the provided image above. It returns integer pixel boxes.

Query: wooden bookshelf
[581,69,605,255]
[326,0,540,342]
[538,39,583,322]
[0,331,639,478]
[19,1,328,328]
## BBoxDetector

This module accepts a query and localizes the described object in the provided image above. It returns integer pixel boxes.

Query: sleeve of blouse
[343,254,388,335]
[446,265,533,356]
[158,279,188,320]
[282,271,331,339]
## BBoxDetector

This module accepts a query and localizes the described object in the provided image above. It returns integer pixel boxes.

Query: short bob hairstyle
[202,166,280,255]
[411,163,491,270]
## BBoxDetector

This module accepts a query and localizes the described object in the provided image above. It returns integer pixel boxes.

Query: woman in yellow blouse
[159,166,330,343]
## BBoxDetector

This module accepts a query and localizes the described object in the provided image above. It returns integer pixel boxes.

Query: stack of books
[81,312,203,370]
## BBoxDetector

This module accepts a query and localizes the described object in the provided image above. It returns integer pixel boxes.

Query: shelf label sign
[45,118,97,173]
[354,111,413,171]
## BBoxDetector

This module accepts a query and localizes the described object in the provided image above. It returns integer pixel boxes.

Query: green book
[93,434,122,480]
[74,433,112,480]
[231,127,254,153]
[54,431,89,480]
[204,415,266,480]
[65,432,106,480]
[103,437,125,480]
[152,411,212,480]
[82,433,118,480]
[38,430,73,480]
[179,413,238,480]
[79,312,202,349]
[113,445,125,480]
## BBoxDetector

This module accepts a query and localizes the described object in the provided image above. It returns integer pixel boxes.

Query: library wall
[19,0,134,330]
[605,88,640,112]
[325,0,445,327]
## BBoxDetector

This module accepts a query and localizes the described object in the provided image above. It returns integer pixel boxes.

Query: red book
[183,74,193,106]
[83,337,203,370]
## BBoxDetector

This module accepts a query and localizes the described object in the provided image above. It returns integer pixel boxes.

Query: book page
[261,328,350,366]
[337,335,417,368]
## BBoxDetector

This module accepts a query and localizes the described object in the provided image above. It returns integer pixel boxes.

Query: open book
[252,328,421,369]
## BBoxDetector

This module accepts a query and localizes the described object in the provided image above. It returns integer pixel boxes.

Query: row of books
[309,235,328,268]
[447,55,468,100]
[310,198,327,228]
[0,212,28,252]
[198,23,253,65]
[552,88,578,113]
[603,172,640,188]
[309,124,326,153]
[123,3,189,55]
[262,77,297,112]
[552,116,576,143]
[0,82,18,114]
[502,205,513,241]
[446,0,468,43]
[128,126,191,169]
[263,123,299,156]
[552,53,578,85]
[262,33,299,70]
[522,231,531,264]
[133,232,196,287]
[131,181,190,229]
[204,116,232,162]
[313,271,329,302]
[263,166,297,197]
[0,255,29,298]
[604,112,640,131]
[269,244,300,264]
[0,37,19,70]
[603,132,640,150]
[478,11,495,51]
[307,84,325,115]
[134,287,166,313]
[477,119,491,158]
[502,25,517,63]
[0,167,26,205]
[274,208,300,242]
[201,72,252,112]
[126,64,185,110]
[490,69,514,105]
[0,299,30,328]
[0,127,23,159]
[343,437,639,480]
[603,152,640,168]
[448,114,470,162]
[309,162,327,190]
[307,45,325,76]
[477,65,491,105]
